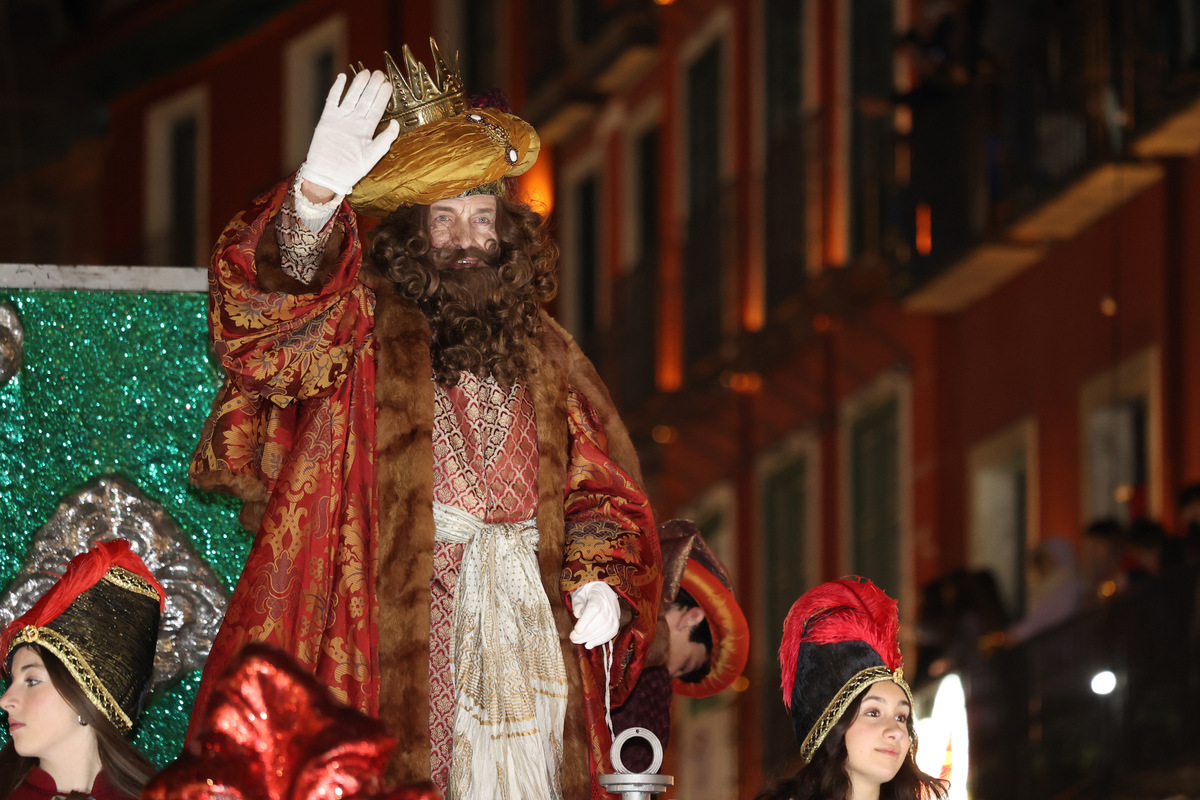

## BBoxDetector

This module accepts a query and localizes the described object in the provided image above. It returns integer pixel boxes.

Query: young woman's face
[0,647,96,764]
[843,680,912,794]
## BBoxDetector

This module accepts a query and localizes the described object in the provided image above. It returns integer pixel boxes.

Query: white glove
[569,582,620,649]
[300,70,400,196]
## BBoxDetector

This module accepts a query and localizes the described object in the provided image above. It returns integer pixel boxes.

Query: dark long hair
[755,693,949,800]
[368,194,558,387]
[0,644,155,799]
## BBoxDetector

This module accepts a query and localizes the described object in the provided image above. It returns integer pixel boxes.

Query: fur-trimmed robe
[188,180,662,799]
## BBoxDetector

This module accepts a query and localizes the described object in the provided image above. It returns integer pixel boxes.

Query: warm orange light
[516,149,554,216]
[743,260,765,332]
[915,202,932,256]
[729,372,762,393]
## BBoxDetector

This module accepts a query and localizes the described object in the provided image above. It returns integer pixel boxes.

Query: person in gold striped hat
[187,39,662,800]
[0,538,165,799]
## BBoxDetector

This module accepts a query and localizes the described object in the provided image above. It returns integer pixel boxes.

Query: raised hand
[300,70,400,197]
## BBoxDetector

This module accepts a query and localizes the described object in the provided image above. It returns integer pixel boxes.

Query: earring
[78,715,87,726]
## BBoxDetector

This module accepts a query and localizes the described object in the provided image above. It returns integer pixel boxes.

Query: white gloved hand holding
[300,69,400,196]
[569,581,620,650]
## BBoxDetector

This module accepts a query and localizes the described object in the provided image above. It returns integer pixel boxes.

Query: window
[561,161,605,361]
[684,39,726,366]
[1081,349,1161,522]
[167,117,198,267]
[841,371,912,602]
[757,433,819,774]
[439,0,506,94]
[144,87,208,266]
[283,16,347,171]
[763,0,808,307]
[850,397,900,594]
[574,175,600,353]
[570,0,607,45]
[969,418,1038,617]
[848,0,894,258]
[616,123,660,410]
[525,0,565,92]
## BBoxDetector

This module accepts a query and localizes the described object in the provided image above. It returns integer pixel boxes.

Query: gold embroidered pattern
[9,626,133,732]
[102,567,161,604]
[800,666,913,764]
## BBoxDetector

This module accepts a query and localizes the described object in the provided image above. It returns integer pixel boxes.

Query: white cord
[603,639,615,739]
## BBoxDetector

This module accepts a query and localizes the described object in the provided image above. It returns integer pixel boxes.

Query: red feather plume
[779,577,902,710]
[1,539,165,669]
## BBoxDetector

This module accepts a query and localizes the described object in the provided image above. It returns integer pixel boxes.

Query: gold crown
[356,38,468,133]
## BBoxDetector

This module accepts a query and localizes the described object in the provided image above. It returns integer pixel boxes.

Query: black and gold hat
[1,538,164,733]
[779,577,915,763]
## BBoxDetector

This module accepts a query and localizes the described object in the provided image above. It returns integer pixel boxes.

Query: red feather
[779,577,902,710]
[1,539,165,669]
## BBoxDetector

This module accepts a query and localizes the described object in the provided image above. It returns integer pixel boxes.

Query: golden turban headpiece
[347,39,540,217]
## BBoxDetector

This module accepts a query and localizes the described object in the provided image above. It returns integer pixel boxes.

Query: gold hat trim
[102,566,162,605]
[799,666,915,764]
[378,40,467,133]
[9,625,134,733]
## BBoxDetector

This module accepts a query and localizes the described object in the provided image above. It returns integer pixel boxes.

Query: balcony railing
[961,568,1199,800]
[893,0,1200,288]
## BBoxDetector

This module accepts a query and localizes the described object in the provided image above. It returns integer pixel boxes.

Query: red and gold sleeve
[562,388,663,698]
[190,177,375,502]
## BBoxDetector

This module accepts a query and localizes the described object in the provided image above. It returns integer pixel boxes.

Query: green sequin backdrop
[0,289,246,767]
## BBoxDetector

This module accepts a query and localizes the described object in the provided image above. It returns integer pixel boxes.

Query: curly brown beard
[367,196,559,387]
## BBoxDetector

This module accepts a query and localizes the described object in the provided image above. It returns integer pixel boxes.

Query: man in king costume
[187,41,663,800]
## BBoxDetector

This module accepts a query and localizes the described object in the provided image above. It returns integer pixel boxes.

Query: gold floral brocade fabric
[189,179,380,723]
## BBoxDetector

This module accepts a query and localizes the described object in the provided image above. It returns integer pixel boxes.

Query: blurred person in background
[1006,537,1084,644]
[1173,483,1200,568]
[1122,517,1166,586]
[1080,517,1126,603]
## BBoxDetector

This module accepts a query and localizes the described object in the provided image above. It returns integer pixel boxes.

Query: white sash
[433,501,568,800]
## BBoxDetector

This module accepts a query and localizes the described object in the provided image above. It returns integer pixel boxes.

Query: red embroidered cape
[188,180,662,798]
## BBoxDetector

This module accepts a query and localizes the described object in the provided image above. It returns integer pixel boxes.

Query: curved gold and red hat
[659,520,750,699]
[779,577,915,763]
[1,538,165,733]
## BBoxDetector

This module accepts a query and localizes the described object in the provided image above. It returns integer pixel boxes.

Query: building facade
[4,0,1200,797]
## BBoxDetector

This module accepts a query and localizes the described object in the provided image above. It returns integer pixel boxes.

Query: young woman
[757,577,949,800]
[0,539,164,798]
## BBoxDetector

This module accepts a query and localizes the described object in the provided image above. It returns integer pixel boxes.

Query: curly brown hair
[368,195,558,387]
